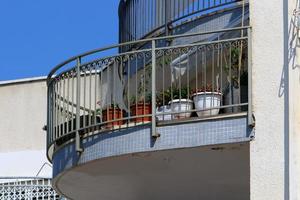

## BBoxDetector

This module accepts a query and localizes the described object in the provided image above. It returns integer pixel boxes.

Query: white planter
[156,105,172,121]
[192,92,222,117]
[169,99,193,119]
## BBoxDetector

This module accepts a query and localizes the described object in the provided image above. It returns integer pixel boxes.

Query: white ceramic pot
[169,99,193,119]
[156,105,172,121]
[192,92,222,117]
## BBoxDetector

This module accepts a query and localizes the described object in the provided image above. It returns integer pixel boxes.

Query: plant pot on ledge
[192,85,222,117]
[168,87,193,119]
[102,106,124,129]
[130,102,152,123]
[169,99,193,119]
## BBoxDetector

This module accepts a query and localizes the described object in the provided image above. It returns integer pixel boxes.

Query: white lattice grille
[0,179,63,200]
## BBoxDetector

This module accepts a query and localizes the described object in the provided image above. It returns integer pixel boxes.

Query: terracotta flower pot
[130,103,151,123]
[102,107,124,128]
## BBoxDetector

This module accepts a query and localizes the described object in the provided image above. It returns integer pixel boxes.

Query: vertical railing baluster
[127,55,131,128]
[170,49,174,116]
[89,66,92,127]
[247,28,253,126]
[196,46,198,93]
[162,51,165,121]
[179,49,182,107]
[49,82,53,145]
[100,62,103,124]
[83,67,86,129]
[94,64,97,130]
[113,60,116,130]
[67,74,70,133]
[62,76,66,136]
[76,57,83,153]
[151,39,159,138]
[187,51,190,101]
[55,80,59,140]
[220,39,223,108]
[192,0,195,13]
[143,53,146,125]
[202,50,206,113]
[46,83,50,147]
[120,56,123,128]
[107,59,110,128]
[135,54,138,126]
[229,44,232,112]
[212,48,215,114]
[58,78,62,138]
[71,71,75,132]
[52,82,56,143]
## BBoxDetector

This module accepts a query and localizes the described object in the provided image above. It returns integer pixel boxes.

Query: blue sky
[0,0,119,81]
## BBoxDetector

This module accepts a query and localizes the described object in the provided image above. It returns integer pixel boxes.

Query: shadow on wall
[280,0,300,200]
[289,1,300,81]
[279,0,300,99]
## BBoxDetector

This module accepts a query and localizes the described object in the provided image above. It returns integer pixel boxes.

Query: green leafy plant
[191,84,220,94]
[224,47,245,88]
[157,86,191,106]
[156,88,172,106]
[172,86,190,99]
[135,65,152,104]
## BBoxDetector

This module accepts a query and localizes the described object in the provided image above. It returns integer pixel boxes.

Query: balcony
[47,27,253,199]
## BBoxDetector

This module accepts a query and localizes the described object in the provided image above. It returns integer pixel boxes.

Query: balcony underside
[52,113,251,199]
[53,142,249,200]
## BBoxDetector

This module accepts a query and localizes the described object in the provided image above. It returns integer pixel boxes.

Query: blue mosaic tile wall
[53,116,252,177]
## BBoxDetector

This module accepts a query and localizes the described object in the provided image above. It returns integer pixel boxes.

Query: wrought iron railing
[46,27,252,161]
[0,177,64,199]
[119,0,244,44]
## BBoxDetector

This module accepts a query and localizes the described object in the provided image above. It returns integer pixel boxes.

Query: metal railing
[47,27,252,161]
[119,0,244,44]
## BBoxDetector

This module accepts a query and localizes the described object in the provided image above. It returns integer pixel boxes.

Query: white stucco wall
[0,150,51,178]
[0,78,51,178]
[250,0,299,199]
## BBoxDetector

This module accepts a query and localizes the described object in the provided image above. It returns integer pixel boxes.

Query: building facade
[46,0,300,199]
[0,78,64,199]
[1,0,298,199]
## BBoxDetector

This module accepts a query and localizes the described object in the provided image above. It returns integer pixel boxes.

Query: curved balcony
[118,0,248,45]
[47,27,253,199]
[47,26,252,160]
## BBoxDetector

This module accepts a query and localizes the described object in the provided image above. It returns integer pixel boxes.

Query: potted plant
[191,84,222,117]
[169,86,193,119]
[101,104,124,129]
[129,67,153,123]
[130,93,152,123]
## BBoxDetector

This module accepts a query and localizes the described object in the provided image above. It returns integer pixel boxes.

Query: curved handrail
[47,26,250,83]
